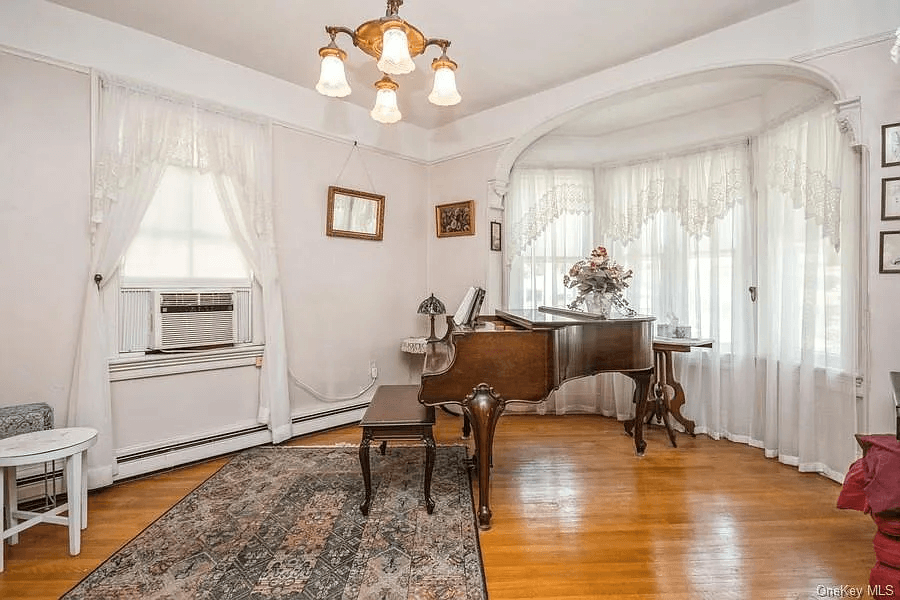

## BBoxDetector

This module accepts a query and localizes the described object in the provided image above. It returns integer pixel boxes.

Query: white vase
[584,292,612,318]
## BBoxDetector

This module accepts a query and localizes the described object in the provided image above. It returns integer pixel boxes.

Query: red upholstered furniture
[838,434,900,598]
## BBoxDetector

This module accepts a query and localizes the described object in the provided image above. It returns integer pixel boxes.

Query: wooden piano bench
[358,385,436,516]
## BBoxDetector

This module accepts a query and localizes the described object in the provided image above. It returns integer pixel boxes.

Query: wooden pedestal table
[0,427,98,571]
[626,337,713,446]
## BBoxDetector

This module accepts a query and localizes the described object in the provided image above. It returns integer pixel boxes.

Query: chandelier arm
[325,26,357,44]
[423,39,451,54]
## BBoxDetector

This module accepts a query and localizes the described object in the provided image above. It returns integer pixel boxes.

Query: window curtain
[601,146,757,437]
[503,101,859,480]
[753,100,858,478]
[69,74,288,488]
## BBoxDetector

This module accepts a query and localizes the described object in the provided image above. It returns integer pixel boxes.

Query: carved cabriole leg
[664,350,696,436]
[423,433,436,514]
[359,428,373,516]
[463,383,506,530]
[625,369,653,456]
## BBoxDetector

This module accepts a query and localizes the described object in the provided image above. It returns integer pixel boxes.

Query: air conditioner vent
[154,290,236,350]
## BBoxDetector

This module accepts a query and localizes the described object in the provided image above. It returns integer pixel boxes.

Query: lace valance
[596,143,749,244]
[506,170,595,261]
[758,101,846,251]
[91,74,272,239]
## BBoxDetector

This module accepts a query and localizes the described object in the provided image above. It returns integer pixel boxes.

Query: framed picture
[880,230,900,274]
[490,221,502,251]
[884,177,900,220]
[326,186,384,241]
[883,122,900,167]
[435,200,475,237]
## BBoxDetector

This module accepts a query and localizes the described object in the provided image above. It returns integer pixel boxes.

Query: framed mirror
[326,186,385,241]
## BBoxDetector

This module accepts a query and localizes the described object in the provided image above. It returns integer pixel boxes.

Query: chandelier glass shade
[315,0,461,123]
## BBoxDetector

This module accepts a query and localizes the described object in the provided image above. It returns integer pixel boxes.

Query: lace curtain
[753,99,858,476]
[506,169,595,311]
[69,74,289,487]
[595,142,749,244]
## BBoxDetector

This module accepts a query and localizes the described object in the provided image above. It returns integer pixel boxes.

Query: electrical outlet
[370,360,378,378]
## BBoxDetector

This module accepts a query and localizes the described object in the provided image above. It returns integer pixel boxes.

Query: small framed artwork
[880,230,900,274]
[435,200,475,237]
[883,122,900,167]
[490,221,502,251]
[884,177,900,220]
[326,186,384,241]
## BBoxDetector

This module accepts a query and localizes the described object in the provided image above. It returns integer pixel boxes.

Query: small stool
[359,385,436,515]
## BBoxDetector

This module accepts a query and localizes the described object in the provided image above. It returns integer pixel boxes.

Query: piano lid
[496,307,655,330]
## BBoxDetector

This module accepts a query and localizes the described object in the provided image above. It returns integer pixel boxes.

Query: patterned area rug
[63,446,487,600]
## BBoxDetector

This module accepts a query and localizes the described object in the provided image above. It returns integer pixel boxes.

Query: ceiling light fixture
[315,0,461,124]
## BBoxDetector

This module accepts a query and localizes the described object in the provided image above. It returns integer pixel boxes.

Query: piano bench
[358,385,436,516]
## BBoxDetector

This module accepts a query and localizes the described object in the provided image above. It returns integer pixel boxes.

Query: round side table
[0,426,98,571]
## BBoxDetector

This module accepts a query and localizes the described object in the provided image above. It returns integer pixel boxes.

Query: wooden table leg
[423,432,435,514]
[359,429,373,516]
[662,349,696,436]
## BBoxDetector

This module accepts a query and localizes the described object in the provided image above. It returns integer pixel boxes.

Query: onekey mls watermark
[816,584,895,597]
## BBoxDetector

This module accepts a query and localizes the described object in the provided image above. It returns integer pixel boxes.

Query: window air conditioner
[152,290,237,351]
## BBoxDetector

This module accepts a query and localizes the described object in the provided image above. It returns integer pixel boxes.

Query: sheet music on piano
[453,286,485,328]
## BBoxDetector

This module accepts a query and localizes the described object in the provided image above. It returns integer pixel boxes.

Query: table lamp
[417,293,446,342]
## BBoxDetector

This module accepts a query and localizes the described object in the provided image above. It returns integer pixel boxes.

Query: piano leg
[463,383,506,530]
[623,369,653,456]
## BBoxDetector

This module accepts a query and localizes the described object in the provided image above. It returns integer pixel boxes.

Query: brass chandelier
[315,0,461,124]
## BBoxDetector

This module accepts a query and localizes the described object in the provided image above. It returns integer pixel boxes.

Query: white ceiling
[46,0,802,129]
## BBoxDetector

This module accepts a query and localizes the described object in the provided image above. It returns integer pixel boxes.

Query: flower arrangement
[563,246,635,314]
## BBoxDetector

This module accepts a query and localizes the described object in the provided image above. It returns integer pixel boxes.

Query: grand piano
[419,307,655,530]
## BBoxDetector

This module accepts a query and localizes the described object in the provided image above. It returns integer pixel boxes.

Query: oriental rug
[63,446,487,600]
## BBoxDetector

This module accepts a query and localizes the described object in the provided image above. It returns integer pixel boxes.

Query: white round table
[0,427,98,571]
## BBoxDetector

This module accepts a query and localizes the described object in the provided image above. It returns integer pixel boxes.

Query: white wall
[0,52,90,427]
[427,147,505,321]
[273,125,430,415]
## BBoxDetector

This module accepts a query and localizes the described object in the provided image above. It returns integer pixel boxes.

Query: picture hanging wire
[334,141,377,193]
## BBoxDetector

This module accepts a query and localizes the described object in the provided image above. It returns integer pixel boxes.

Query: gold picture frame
[435,200,475,238]
[326,186,384,241]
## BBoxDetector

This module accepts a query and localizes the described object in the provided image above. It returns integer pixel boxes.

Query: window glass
[122,166,250,282]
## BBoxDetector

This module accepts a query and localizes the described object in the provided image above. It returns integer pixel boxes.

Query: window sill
[109,344,264,382]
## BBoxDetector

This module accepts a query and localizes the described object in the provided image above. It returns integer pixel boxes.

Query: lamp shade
[377,26,415,75]
[417,294,446,316]
[428,57,461,106]
[316,46,351,97]
[370,76,402,124]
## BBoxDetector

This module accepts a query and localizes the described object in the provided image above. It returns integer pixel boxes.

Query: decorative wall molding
[487,178,507,210]
[791,31,895,64]
[834,96,863,148]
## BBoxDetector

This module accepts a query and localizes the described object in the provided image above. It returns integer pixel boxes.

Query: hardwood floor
[0,411,876,599]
